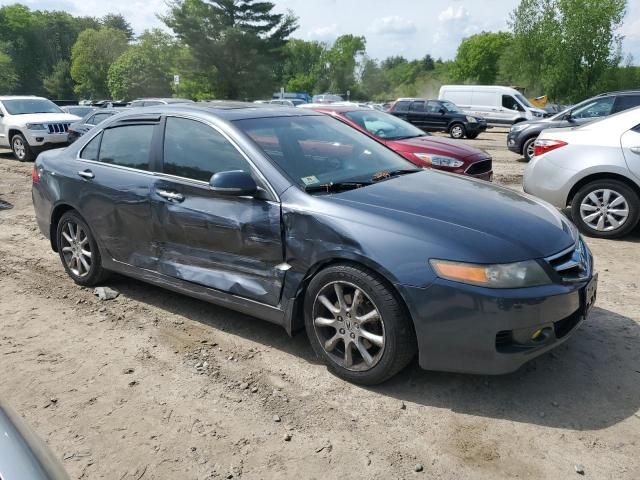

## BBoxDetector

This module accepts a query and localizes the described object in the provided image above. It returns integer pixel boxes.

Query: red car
[309,105,493,181]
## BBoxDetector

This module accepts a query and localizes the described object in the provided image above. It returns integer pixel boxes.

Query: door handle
[157,189,184,202]
[77,169,94,179]
[630,146,640,155]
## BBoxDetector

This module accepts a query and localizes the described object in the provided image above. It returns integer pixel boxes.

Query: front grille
[47,123,70,134]
[545,239,590,283]
[465,159,492,175]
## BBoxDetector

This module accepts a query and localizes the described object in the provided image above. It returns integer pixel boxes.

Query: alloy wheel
[312,281,385,372]
[580,188,629,232]
[13,138,26,160]
[451,125,464,138]
[60,221,93,277]
[525,141,535,160]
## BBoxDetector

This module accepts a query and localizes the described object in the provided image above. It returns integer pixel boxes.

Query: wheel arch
[566,172,640,206]
[8,129,24,143]
[49,203,78,252]
[285,256,415,337]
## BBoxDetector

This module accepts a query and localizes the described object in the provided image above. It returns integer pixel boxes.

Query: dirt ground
[0,130,639,480]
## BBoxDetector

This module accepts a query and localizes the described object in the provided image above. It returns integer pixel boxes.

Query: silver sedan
[523,106,640,238]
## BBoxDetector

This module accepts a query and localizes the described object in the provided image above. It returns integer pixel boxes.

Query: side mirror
[439,108,446,115]
[209,170,258,197]
[0,111,4,117]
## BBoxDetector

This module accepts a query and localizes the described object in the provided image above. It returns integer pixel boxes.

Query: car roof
[0,95,46,100]
[131,98,194,103]
[309,105,373,114]
[596,90,640,97]
[122,101,323,121]
[396,98,440,102]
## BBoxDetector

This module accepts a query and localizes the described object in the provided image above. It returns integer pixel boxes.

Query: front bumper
[466,121,487,135]
[398,277,595,375]
[23,130,69,149]
[507,131,525,154]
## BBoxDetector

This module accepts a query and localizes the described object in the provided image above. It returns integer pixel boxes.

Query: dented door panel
[151,178,285,306]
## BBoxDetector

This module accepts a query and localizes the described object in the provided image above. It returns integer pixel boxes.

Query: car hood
[325,171,576,263]
[392,135,489,160]
[11,113,80,123]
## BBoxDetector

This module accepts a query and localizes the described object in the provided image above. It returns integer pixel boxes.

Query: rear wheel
[449,123,465,139]
[11,134,33,162]
[466,133,479,140]
[570,180,640,239]
[304,264,416,385]
[522,137,537,162]
[56,211,108,286]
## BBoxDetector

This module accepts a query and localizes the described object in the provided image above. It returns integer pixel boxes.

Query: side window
[393,101,410,112]
[612,95,640,114]
[80,132,102,161]
[144,101,162,107]
[426,101,441,113]
[502,95,524,111]
[163,117,251,182]
[98,125,154,170]
[571,97,615,119]
[633,124,640,134]
[92,113,112,125]
[85,115,97,125]
[409,101,425,112]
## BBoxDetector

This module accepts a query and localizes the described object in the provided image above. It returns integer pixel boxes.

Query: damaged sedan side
[32,102,596,385]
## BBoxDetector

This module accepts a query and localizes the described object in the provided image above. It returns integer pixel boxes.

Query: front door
[151,116,285,306]
[621,125,640,182]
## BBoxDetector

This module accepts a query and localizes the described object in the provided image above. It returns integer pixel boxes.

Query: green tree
[108,30,178,99]
[163,0,298,99]
[281,39,326,93]
[101,13,135,40]
[325,34,366,94]
[506,0,627,101]
[0,43,18,93]
[43,60,75,98]
[359,58,389,99]
[452,32,513,84]
[71,28,129,98]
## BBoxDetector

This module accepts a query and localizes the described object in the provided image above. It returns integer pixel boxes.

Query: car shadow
[108,276,640,431]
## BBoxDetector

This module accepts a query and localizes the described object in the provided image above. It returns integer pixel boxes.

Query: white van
[438,85,546,125]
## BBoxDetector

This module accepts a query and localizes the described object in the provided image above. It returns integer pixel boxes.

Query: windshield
[235,115,416,190]
[344,110,427,140]
[2,99,63,115]
[515,93,534,108]
[442,101,461,113]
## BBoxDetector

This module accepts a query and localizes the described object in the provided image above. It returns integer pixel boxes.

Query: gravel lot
[1,130,639,479]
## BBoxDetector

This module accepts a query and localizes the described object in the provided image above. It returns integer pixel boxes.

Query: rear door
[407,101,427,128]
[150,115,284,306]
[390,100,411,121]
[71,117,160,269]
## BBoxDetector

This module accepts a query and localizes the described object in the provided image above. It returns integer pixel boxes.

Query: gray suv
[508,91,640,161]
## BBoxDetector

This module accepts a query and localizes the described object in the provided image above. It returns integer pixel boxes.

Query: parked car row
[32,101,597,385]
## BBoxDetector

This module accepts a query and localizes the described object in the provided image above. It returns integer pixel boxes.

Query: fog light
[531,327,552,342]
[36,137,44,142]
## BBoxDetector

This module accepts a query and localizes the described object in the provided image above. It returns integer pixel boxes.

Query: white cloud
[438,5,468,22]
[306,24,339,43]
[370,16,416,36]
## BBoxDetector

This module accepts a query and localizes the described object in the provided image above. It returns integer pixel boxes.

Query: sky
[7,0,640,63]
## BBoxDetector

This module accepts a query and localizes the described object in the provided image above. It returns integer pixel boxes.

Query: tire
[570,180,640,239]
[304,264,417,385]
[466,133,479,140]
[11,133,34,162]
[449,123,465,139]
[56,211,108,286]
[522,136,537,162]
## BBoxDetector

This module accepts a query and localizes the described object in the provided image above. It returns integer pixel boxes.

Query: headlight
[466,116,478,123]
[510,123,528,133]
[414,153,464,168]
[26,123,47,130]
[430,259,551,288]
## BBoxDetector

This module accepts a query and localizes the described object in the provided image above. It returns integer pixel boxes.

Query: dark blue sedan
[31,102,597,384]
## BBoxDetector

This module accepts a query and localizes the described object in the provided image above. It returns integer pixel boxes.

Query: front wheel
[570,180,640,239]
[304,264,416,385]
[56,211,108,286]
[449,123,465,139]
[11,134,34,162]
[466,133,479,140]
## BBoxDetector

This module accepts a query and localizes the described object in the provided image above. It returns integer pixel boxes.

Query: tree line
[0,0,637,104]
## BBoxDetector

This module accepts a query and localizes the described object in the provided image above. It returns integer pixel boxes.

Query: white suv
[0,96,80,161]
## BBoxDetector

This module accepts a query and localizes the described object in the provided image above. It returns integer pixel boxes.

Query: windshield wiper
[304,181,372,193]
[371,168,423,182]
[388,134,426,140]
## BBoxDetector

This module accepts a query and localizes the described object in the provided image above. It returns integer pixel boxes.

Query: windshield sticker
[301,175,319,186]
